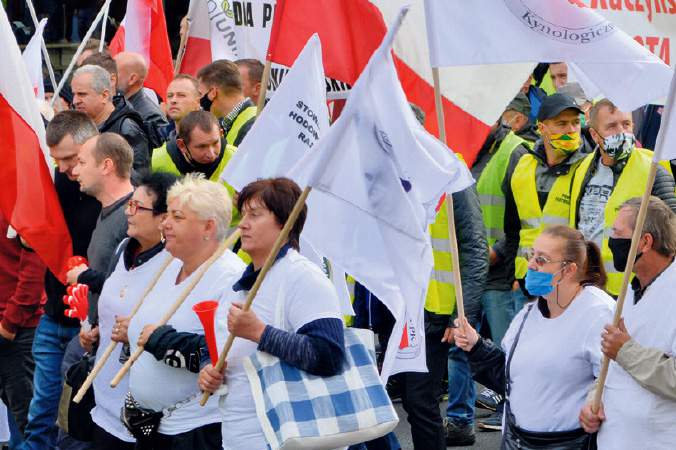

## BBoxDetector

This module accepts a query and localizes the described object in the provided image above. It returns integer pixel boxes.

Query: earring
[203,236,210,241]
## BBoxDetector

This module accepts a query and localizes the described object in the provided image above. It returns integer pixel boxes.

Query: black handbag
[64,352,97,442]
[501,304,596,450]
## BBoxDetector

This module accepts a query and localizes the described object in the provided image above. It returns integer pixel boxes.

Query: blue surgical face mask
[525,269,555,297]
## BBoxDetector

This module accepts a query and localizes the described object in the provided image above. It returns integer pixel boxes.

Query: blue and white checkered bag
[243,327,399,450]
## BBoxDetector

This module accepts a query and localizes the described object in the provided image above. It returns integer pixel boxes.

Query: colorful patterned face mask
[601,132,636,161]
[548,132,581,155]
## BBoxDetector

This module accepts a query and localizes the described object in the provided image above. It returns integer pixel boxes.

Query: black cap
[537,93,583,122]
[505,93,531,117]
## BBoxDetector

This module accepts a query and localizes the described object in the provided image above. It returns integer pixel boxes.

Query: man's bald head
[114,51,148,97]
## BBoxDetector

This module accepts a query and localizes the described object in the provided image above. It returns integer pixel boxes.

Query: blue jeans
[480,289,515,346]
[446,345,476,426]
[19,315,79,450]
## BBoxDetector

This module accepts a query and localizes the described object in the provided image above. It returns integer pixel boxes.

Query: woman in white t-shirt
[198,178,345,450]
[454,225,614,449]
[127,174,245,449]
[89,171,178,449]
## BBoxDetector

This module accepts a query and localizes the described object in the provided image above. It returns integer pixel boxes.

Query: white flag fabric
[220,34,353,316]
[653,72,676,162]
[425,0,673,111]
[290,6,472,380]
[221,34,329,191]
[22,18,47,101]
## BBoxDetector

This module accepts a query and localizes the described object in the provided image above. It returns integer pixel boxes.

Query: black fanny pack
[503,403,595,450]
[121,392,163,445]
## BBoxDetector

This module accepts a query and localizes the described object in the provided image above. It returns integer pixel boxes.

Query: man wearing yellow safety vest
[197,60,257,147]
[151,111,235,188]
[500,93,592,308]
[569,99,676,296]
[469,94,536,431]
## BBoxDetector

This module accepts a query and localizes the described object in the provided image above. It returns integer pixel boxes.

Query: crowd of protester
[0,14,675,450]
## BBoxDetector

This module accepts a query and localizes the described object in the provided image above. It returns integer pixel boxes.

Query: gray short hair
[620,196,676,257]
[46,110,99,146]
[167,173,232,240]
[73,64,112,94]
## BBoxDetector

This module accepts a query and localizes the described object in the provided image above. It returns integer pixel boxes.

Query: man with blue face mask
[569,99,676,296]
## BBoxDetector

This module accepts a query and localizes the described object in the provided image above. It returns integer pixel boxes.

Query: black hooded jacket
[99,96,151,170]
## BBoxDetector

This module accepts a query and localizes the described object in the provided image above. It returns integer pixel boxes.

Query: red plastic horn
[192,300,219,365]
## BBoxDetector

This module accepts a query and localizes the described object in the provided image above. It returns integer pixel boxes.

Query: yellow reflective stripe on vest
[425,197,456,315]
[571,148,651,295]
[225,106,257,145]
[477,131,526,246]
[511,153,576,278]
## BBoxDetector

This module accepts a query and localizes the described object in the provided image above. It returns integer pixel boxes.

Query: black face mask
[200,91,213,112]
[608,237,643,272]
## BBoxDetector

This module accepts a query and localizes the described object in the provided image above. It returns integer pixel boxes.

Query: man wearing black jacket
[19,111,101,450]
[71,64,150,171]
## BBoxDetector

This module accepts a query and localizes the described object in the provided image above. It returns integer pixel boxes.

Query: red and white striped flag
[109,0,173,98]
[0,5,72,282]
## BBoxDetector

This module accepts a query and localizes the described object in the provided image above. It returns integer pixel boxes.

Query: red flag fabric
[0,6,72,283]
[109,0,173,98]
[267,0,387,85]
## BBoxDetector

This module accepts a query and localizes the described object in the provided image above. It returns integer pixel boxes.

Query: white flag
[290,6,472,380]
[653,72,676,162]
[221,34,329,191]
[424,0,673,111]
[220,34,353,315]
[22,18,47,100]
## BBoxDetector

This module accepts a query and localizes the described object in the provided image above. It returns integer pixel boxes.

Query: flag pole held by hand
[72,254,174,403]
[199,186,311,406]
[109,230,241,388]
[432,67,466,326]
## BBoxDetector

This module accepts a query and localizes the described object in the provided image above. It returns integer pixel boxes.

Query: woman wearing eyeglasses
[453,225,614,449]
[89,171,178,449]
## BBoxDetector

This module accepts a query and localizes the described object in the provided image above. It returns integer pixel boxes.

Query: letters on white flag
[221,34,329,191]
[424,0,673,111]
[290,6,472,380]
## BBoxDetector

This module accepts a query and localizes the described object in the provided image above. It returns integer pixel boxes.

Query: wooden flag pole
[72,255,175,403]
[25,0,57,94]
[199,185,312,406]
[592,162,658,412]
[256,60,273,114]
[50,0,112,107]
[110,230,241,388]
[173,14,192,76]
[432,67,465,324]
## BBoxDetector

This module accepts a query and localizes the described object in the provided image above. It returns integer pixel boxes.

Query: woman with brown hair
[454,225,614,449]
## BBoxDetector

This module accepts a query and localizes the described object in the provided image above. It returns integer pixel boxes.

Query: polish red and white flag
[0,6,72,282]
[109,0,173,98]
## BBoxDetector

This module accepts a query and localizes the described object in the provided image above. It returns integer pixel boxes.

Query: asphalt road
[393,398,502,450]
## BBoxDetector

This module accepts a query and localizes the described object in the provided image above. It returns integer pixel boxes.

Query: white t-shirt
[91,243,172,442]
[599,261,676,449]
[502,286,614,432]
[127,250,245,435]
[578,163,614,248]
[215,249,343,450]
